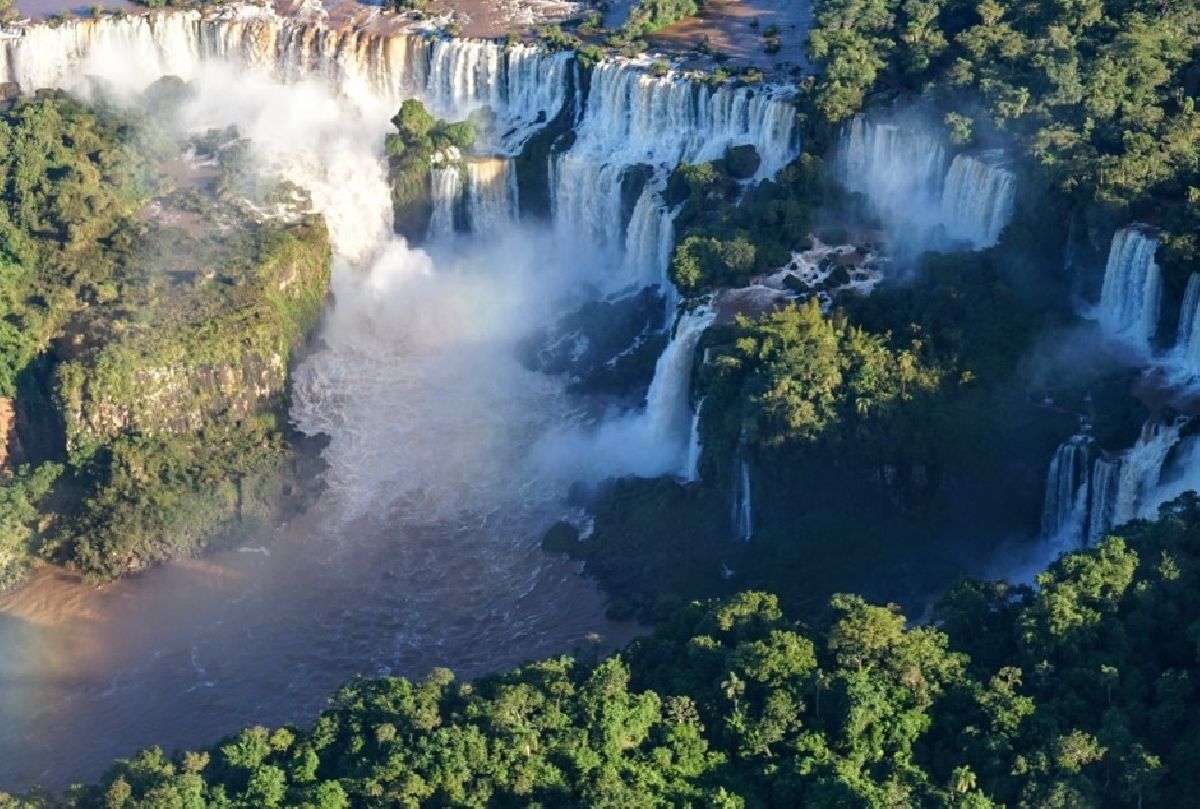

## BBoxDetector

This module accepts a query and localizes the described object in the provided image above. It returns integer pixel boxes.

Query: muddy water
[0,499,635,792]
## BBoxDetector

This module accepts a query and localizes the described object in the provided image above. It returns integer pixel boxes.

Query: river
[0,495,635,791]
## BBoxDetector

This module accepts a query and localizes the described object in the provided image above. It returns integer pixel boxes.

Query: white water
[684,400,704,481]
[1088,457,1121,544]
[1039,419,1185,558]
[732,458,753,541]
[1096,226,1161,349]
[1040,434,1093,544]
[552,59,799,288]
[0,7,818,789]
[1018,420,1185,584]
[427,164,463,240]
[622,183,677,293]
[838,114,946,228]
[0,8,569,154]
[465,157,519,237]
[1169,273,1200,378]
[940,151,1016,249]
[838,115,1016,253]
[534,304,717,481]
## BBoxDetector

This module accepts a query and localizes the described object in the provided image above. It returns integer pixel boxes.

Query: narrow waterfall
[1174,273,1200,373]
[1097,226,1162,347]
[1087,457,1121,543]
[939,152,1016,248]
[732,458,753,541]
[643,305,717,457]
[428,166,463,240]
[684,401,704,481]
[465,158,518,237]
[553,60,800,284]
[623,184,677,293]
[532,303,717,481]
[1041,435,1094,543]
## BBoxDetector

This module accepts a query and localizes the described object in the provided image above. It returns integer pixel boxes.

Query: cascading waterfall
[553,59,800,286]
[534,303,717,481]
[2,7,806,492]
[642,305,717,460]
[1040,418,1186,554]
[1041,434,1094,543]
[0,8,831,788]
[838,115,946,221]
[939,151,1016,248]
[732,458,753,541]
[1110,418,1183,529]
[1173,273,1200,374]
[465,157,519,237]
[1096,226,1161,347]
[0,8,568,153]
[622,183,678,298]
[837,115,1017,252]
[425,38,573,153]
[428,164,463,240]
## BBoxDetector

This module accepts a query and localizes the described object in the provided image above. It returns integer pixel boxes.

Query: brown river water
[0,501,636,791]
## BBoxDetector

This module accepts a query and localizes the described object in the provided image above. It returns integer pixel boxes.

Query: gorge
[0,0,801,789]
[0,0,1198,803]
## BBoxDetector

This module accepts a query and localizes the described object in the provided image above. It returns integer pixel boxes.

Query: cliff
[46,217,332,579]
[54,220,331,460]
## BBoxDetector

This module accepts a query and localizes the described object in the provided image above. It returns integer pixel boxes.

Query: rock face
[54,220,331,459]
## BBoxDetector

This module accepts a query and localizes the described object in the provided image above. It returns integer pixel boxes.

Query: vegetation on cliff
[565,0,1198,622]
[0,90,331,587]
[386,99,477,241]
[8,498,1199,806]
[804,0,1199,280]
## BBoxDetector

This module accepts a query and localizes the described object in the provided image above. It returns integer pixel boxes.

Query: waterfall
[837,116,1017,253]
[465,157,518,237]
[428,165,463,240]
[838,115,946,221]
[622,184,677,293]
[1041,435,1094,543]
[684,400,704,481]
[939,151,1016,248]
[643,305,717,456]
[425,39,572,152]
[531,303,716,481]
[732,458,753,541]
[1173,273,1200,374]
[1097,226,1161,347]
[4,8,805,491]
[553,59,800,285]
[0,9,567,154]
[1110,419,1183,528]
[1088,457,1120,543]
[1039,418,1185,552]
